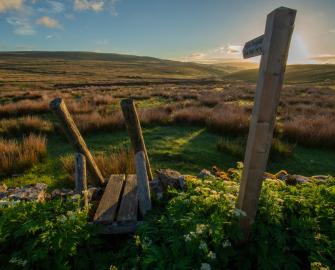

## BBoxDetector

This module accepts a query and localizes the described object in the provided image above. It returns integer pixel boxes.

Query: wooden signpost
[236,7,296,235]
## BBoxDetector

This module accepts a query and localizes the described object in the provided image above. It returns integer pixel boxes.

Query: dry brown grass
[0,116,53,135]
[0,100,49,117]
[0,134,47,177]
[60,147,135,182]
[282,115,335,146]
[73,111,124,133]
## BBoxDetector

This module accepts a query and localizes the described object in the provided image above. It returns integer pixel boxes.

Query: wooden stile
[120,98,153,181]
[49,98,105,186]
[237,7,296,236]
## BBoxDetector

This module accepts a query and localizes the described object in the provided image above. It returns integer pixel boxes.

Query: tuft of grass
[60,147,135,182]
[0,134,47,177]
[0,100,49,117]
[0,116,53,135]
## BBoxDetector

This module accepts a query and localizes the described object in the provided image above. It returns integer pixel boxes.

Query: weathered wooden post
[50,98,105,186]
[135,151,152,216]
[237,7,296,235]
[120,98,153,181]
[75,152,88,209]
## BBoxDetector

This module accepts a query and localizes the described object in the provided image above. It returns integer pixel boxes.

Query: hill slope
[226,64,335,84]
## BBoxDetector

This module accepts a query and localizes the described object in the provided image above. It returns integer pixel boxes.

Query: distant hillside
[225,64,335,84]
[0,51,228,82]
[0,52,334,91]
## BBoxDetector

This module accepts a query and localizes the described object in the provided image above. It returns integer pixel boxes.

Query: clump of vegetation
[0,134,47,177]
[283,115,335,146]
[0,100,49,117]
[60,147,135,182]
[0,165,334,269]
[216,137,295,159]
[0,116,53,135]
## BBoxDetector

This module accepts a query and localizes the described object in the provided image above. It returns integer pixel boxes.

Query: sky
[0,0,334,64]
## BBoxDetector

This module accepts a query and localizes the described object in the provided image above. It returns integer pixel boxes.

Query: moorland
[0,51,335,269]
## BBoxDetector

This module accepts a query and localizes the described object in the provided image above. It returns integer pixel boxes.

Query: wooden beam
[237,7,296,236]
[74,152,88,209]
[121,98,153,181]
[135,151,152,216]
[50,98,105,186]
[243,34,264,59]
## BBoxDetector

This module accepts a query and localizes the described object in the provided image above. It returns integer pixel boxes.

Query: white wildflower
[109,266,118,270]
[199,241,208,251]
[207,251,216,259]
[9,257,27,267]
[222,240,231,248]
[200,262,211,270]
[184,234,192,242]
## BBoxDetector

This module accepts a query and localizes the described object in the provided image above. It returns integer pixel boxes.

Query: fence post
[75,152,88,209]
[236,7,296,236]
[50,98,105,186]
[135,151,152,216]
[120,98,153,181]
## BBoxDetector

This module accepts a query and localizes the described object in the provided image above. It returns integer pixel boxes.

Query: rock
[156,169,186,191]
[0,183,7,192]
[35,183,48,190]
[149,179,164,199]
[275,170,289,181]
[0,192,7,199]
[264,172,276,180]
[198,169,213,179]
[286,174,311,185]
[51,188,74,199]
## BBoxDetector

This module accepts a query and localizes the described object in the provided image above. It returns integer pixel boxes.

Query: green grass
[2,125,335,188]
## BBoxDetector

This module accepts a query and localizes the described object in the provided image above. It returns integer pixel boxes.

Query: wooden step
[93,174,140,234]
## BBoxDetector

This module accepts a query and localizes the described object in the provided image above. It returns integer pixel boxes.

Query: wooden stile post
[237,7,296,235]
[120,98,153,181]
[50,98,105,186]
[75,152,88,209]
[135,151,152,216]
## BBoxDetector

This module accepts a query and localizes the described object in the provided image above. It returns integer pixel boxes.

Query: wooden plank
[121,98,153,181]
[117,174,138,222]
[49,98,105,186]
[93,174,125,223]
[135,151,152,216]
[237,7,296,237]
[243,34,264,59]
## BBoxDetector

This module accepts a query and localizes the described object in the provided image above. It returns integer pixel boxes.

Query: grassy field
[3,125,335,189]
[0,51,334,189]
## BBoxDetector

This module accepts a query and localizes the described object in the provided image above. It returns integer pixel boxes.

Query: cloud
[74,0,104,12]
[227,45,242,55]
[36,16,61,28]
[0,0,23,13]
[310,54,335,64]
[73,0,119,15]
[177,44,244,64]
[6,17,36,35]
[330,29,335,33]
